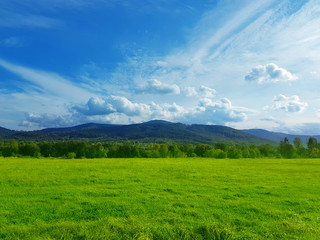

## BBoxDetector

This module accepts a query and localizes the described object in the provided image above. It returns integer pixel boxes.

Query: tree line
[0,137,319,159]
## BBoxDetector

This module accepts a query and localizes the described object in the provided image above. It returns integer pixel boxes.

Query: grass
[0,157,320,239]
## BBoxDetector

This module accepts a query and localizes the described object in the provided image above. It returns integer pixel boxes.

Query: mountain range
[0,120,319,145]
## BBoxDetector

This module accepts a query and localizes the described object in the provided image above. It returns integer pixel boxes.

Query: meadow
[0,157,320,239]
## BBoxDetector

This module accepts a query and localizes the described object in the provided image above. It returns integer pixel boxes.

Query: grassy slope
[0,157,320,239]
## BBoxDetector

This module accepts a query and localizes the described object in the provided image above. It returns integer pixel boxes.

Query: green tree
[67,152,76,159]
[293,137,303,149]
[310,148,320,158]
[293,137,305,157]
[159,144,169,157]
[2,140,19,157]
[204,149,227,158]
[259,144,276,157]
[279,138,295,158]
[19,143,40,157]
[307,137,318,151]
[195,144,212,157]
[39,142,54,157]
[168,144,186,158]
[227,144,242,159]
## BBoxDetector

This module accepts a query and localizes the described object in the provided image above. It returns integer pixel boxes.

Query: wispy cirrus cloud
[0,8,63,29]
[0,37,23,47]
[0,58,92,102]
[110,0,279,88]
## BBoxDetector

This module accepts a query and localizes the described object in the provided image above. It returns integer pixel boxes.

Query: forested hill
[0,120,274,145]
[0,127,15,137]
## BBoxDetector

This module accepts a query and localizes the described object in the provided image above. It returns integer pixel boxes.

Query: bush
[204,149,227,159]
[67,152,77,159]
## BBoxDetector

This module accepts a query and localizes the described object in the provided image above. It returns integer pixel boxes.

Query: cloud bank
[20,113,74,128]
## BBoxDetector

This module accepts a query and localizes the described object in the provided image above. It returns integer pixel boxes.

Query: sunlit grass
[1,157,320,239]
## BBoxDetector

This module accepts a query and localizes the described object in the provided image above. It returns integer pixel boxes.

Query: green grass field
[1,157,320,239]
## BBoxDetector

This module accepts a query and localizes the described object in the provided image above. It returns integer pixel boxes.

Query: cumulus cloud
[69,92,250,126]
[72,95,189,122]
[151,102,187,120]
[73,97,115,116]
[184,87,198,97]
[20,113,74,128]
[198,85,216,98]
[267,94,308,112]
[135,79,180,95]
[21,93,249,128]
[186,97,247,125]
[73,96,151,117]
[183,85,216,98]
[245,63,298,84]
[70,94,246,125]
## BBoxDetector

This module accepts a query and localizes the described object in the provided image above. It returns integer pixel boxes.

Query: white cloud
[245,63,298,84]
[135,79,180,95]
[183,85,216,98]
[74,96,187,121]
[20,112,74,128]
[190,0,276,68]
[267,94,308,113]
[0,8,62,28]
[198,85,216,98]
[73,97,116,116]
[184,87,197,97]
[19,91,251,128]
[151,102,187,120]
[185,97,247,125]
[0,58,92,102]
[71,94,248,126]
[73,96,152,117]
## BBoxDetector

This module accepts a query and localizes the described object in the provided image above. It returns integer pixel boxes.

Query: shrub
[67,152,76,159]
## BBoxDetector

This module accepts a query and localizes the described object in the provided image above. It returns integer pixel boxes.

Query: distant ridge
[0,120,274,145]
[243,129,320,145]
[0,126,15,137]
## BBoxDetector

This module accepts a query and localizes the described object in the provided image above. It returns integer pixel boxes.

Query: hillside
[0,120,274,145]
[243,129,320,145]
[0,127,15,137]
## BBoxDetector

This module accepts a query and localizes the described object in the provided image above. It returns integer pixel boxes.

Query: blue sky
[1,0,320,134]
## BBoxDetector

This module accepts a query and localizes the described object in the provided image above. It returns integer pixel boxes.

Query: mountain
[0,120,274,145]
[0,127,15,137]
[243,129,320,145]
